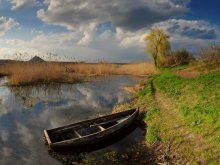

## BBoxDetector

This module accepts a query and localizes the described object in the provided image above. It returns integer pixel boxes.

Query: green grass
[154,71,220,136]
[156,71,219,162]
[159,63,189,72]
[113,67,220,163]
[146,124,159,144]
[136,79,161,144]
[134,69,220,163]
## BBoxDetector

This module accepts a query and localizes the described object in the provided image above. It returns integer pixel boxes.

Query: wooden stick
[98,125,105,131]
[44,130,52,145]
[74,130,82,138]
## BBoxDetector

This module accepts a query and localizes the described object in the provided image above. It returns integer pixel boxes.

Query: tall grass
[64,63,117,75]
[65,62,157,75]
[118,63,156,75]
[0,62,157,85]
[0,62,66,85]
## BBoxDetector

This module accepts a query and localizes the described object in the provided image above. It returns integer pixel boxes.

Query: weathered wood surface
[44,108,139,150]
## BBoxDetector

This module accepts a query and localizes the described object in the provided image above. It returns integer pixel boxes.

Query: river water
[0,76,144,164]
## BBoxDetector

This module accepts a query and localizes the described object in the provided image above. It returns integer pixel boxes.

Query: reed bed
[0,62,66,85]
[64,62,157,75]
[0,62,157,86]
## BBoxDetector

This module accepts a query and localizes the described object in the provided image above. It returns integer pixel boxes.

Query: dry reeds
[64,63,117,75]
[116,63,157,75]
[0,62,66,85]
[0,62,157,86]
[64,62,157,76]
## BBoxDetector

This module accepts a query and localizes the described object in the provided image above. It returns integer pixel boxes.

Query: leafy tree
[145,28,171,67]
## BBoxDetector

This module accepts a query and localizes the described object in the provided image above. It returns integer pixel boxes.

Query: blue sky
[0,0,219,62]
[187,0,220,26]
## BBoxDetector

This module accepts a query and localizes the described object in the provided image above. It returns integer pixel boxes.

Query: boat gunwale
[46,108,137,133]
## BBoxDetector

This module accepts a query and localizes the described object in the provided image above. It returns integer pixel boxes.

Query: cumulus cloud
[115,28,147,48]
[37,0,189,31]
[77,23,97,45]
[1,1,220,62]
[0,29,148,62]
[10,0,36,10]
[34,0,196,49]
[151,19,220,50]
[154,19,218,40]
[1,17,220,62]
[0,16,19,36]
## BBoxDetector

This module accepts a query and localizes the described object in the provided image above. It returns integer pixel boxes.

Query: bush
[163,49,194,67]
[200,44,220,64]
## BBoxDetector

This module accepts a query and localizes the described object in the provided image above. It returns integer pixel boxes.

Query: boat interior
[50,119,126,143]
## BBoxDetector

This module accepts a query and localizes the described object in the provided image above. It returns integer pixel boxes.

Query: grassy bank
[114,67,220,164]
[0,62,157,86]
[152,71,220,163]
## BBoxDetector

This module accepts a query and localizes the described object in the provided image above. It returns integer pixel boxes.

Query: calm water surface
[0,76,144,165]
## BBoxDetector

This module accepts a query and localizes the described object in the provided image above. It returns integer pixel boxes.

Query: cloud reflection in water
[0,76,140,164]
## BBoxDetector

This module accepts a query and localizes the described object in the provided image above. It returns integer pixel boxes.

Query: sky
[0,0,219,62]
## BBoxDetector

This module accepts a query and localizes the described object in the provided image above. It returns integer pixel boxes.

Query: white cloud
[0,16,19,37]
[115,28,147,48]
[37,0,189,31]
[10,0,36,10]
[5,0,215,61]
[152,19,220,50]
[153,19,218,39]
[34,0,219,56]
[2,0,220,62]
[77,23,96,46]
[0,29,148,62]
[1,17,220,62]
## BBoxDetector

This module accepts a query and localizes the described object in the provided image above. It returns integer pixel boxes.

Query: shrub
[163,49,194,67]
[200,44,220,64]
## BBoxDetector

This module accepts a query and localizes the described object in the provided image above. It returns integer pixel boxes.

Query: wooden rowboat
[44,108,139,150]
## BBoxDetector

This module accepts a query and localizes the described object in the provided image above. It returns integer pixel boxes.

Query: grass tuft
[146,124,159,144]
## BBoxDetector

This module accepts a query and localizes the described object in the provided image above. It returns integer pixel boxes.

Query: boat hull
[44,108,139,151]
